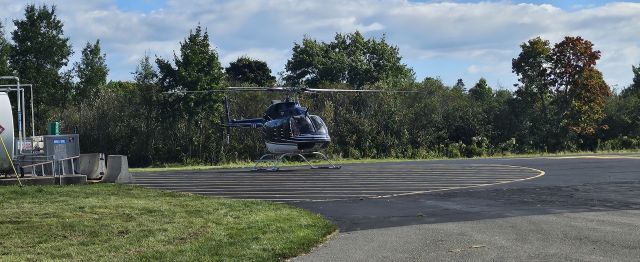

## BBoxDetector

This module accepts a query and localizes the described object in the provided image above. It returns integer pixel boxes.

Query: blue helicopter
[168,86,418,171]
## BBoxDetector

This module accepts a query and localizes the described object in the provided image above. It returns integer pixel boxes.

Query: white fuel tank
[0,92,14,172]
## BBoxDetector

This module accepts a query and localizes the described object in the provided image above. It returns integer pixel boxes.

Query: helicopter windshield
[309,115,328,134]
[290,116,315,136]
[290,115,328,136]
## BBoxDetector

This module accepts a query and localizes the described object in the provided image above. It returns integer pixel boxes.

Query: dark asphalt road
[132,155,640,261]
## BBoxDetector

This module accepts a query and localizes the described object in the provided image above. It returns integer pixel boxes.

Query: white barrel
[0,92,14,172]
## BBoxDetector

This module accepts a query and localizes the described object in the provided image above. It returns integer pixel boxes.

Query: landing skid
[253,152,342,172]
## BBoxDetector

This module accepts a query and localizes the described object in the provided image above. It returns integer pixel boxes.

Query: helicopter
[168,86,419,171]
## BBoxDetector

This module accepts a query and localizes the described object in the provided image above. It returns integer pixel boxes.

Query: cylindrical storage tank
[0,92,14,172]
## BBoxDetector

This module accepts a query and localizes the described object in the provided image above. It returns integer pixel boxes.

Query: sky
[0,0,639,91]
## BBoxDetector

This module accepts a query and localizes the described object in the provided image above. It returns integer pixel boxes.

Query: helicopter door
[290,116,315,136]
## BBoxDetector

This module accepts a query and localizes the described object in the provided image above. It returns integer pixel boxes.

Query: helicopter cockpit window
[309,115,328,134]
[290,116,315,136]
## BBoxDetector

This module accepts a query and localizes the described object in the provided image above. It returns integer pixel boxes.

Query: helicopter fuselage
[223,101,331,154]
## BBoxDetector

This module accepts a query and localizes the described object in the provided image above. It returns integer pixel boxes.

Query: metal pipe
[17,78,23,154]
[0,83,35,143]
[30,84,34,137]
[21,82,26,145]
[0,76,23,155]
[0,84,36,138]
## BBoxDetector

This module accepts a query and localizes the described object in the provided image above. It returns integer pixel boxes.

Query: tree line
[1,4,639,167]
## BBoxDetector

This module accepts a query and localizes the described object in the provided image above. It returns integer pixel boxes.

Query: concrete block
[79,153,106,180]
[102,155,131,184]
[55,174,87,185]
[0,176,55,186]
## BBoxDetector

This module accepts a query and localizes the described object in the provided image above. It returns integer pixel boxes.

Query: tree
[565,67,611,137]
[10,4,73,120]
[453,78,465,92]
[0,22,11,76]
[512,37,554,149]
[284,31,413,88]
[74,40,108,104]
[156,25,225,162]
[132,55,160,165]
[512,37,552,116]
[622,64,640,97]
[550,36,600,103]
[469,78,492,101]
[550,36,609,146]
[225,56,276,86]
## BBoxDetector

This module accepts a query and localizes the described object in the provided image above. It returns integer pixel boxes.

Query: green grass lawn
[0,184,336,261]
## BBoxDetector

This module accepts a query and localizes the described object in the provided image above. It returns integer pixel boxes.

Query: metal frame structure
[253,151,341,171]
[19,156,54,177]
[0,77,36,156]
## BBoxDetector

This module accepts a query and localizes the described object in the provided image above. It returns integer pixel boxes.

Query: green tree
[621,64,640,97]
[225,56,276,86]
[550,36,600,106]
[453,78,465,92]
[512,37,554,149]
[284,31,413,88]
[0,22,11,76]
[132,55,160,165]
[469,78,492,101]
[10,4,73,115]
[512,37,552,117]
[156,25,225,163]
[73,40,108,104]
[565,67,611,137]
[550,36,609,147]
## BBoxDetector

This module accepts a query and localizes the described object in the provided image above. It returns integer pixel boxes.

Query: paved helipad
[132,164,543,202]
[132,156,640,261]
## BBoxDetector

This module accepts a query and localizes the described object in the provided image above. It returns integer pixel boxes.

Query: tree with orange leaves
[551,36,611,138]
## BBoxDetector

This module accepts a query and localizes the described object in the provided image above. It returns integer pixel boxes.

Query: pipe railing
[0,84,35,138]
[0,77,29,155]
[21,160,54,177]
[57,155,80,176]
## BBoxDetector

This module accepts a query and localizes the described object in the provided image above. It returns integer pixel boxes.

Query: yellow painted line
[141,184,488,189]
[135,173,533,178]
[133,174,535,180]
[134,181,520,186]
[136,173,530,177]
[181,193,382,197]
[543,155,640,159]
[496,155,640,160]
[142,169,531,174]
[162,190,450,194]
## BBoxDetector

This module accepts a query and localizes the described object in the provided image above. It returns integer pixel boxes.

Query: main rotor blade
[163,87,290,94]
[303,88,422,93]
[227,87,291,92]
[164,86,424,94]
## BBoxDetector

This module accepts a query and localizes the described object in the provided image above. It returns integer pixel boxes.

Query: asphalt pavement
[132,155,640,261]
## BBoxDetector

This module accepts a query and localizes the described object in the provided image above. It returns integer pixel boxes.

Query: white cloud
[0,0,639,88]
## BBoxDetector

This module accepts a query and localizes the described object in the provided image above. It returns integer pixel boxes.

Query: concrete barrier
[56,174,87,185]
[78,153,106,180]
[0,176,55,186]
[102,155,131,184]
